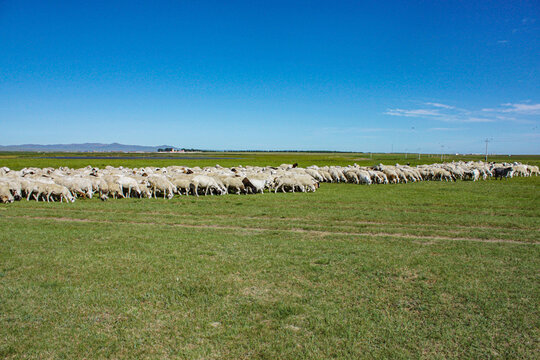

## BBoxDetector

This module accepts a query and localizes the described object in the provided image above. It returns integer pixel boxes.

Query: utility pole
[440,145,444,162]
[484,138,491,162]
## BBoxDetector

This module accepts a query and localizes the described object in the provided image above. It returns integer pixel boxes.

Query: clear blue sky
[1,0,539,153]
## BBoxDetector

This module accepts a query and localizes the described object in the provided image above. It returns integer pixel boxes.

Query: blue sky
[1,0,539,153]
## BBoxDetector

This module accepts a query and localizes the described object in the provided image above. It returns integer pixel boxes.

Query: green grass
[2,151,539,170]
[1,153,539,359]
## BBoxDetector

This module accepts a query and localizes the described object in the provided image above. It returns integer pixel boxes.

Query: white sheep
[0,183,14,203]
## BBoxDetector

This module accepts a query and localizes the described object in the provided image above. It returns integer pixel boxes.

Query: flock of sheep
[0,161,538,203]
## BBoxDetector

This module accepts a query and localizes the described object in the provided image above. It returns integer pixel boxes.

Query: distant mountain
[0,143,176,152]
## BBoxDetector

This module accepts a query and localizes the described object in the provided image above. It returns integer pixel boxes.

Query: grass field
[1,153,539,359]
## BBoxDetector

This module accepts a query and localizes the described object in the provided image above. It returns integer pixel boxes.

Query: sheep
[383,169,399,184]
[190,175,225,197]
[45,184,75,203]
[220,176,246,194]
[0,178,22,200]
[273,175,316,193]
[147,175,176,199]
[353,169,372,185]
[273,176,297,193]
[114,176,141,198]
[0,183,14,203]
[26,180,52,201]
[343,170,359,184]
[106,182,125,199]
[0,160,534,204]
[513,165,529,177]
[493,167,514,179]
[463,169,480,181]
[242,177,266,194]
[432,168,454,182]
[54,177,94,199]
[367,170,388,184]
[305,168,324,182]
[295,175,319,192]
[170,175,194,195]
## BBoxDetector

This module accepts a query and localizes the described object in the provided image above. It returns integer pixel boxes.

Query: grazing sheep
[242,177,266,194]
[273,176,297,193]
[0,160,533,204]
[343,170,359,184]
[147,175,176,199]
[190,175,226,197]
[170,175,194,195]
[220,176,246,194]
[116,176,141,198]
[463,169,480,181]
[493,167,514,179]
[0,183,14,203]
[528,165,539,176]
[45,184,75,203]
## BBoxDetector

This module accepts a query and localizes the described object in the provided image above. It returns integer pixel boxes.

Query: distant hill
[0,143,175,152]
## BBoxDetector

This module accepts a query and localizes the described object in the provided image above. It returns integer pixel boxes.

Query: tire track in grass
[5,210,538,244]
[10,206,540,232]
[3,215,538,245]
[16,201,539,217]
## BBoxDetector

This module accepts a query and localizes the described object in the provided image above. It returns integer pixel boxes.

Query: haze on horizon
[1,1,539,154]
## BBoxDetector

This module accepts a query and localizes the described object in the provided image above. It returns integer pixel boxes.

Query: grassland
[1,152,539,359]
[3,150,540,170]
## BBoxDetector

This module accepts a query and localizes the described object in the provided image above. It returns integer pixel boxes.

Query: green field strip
[1,215,538,359]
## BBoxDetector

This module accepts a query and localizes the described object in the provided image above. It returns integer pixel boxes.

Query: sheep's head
[0,193,14,203]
